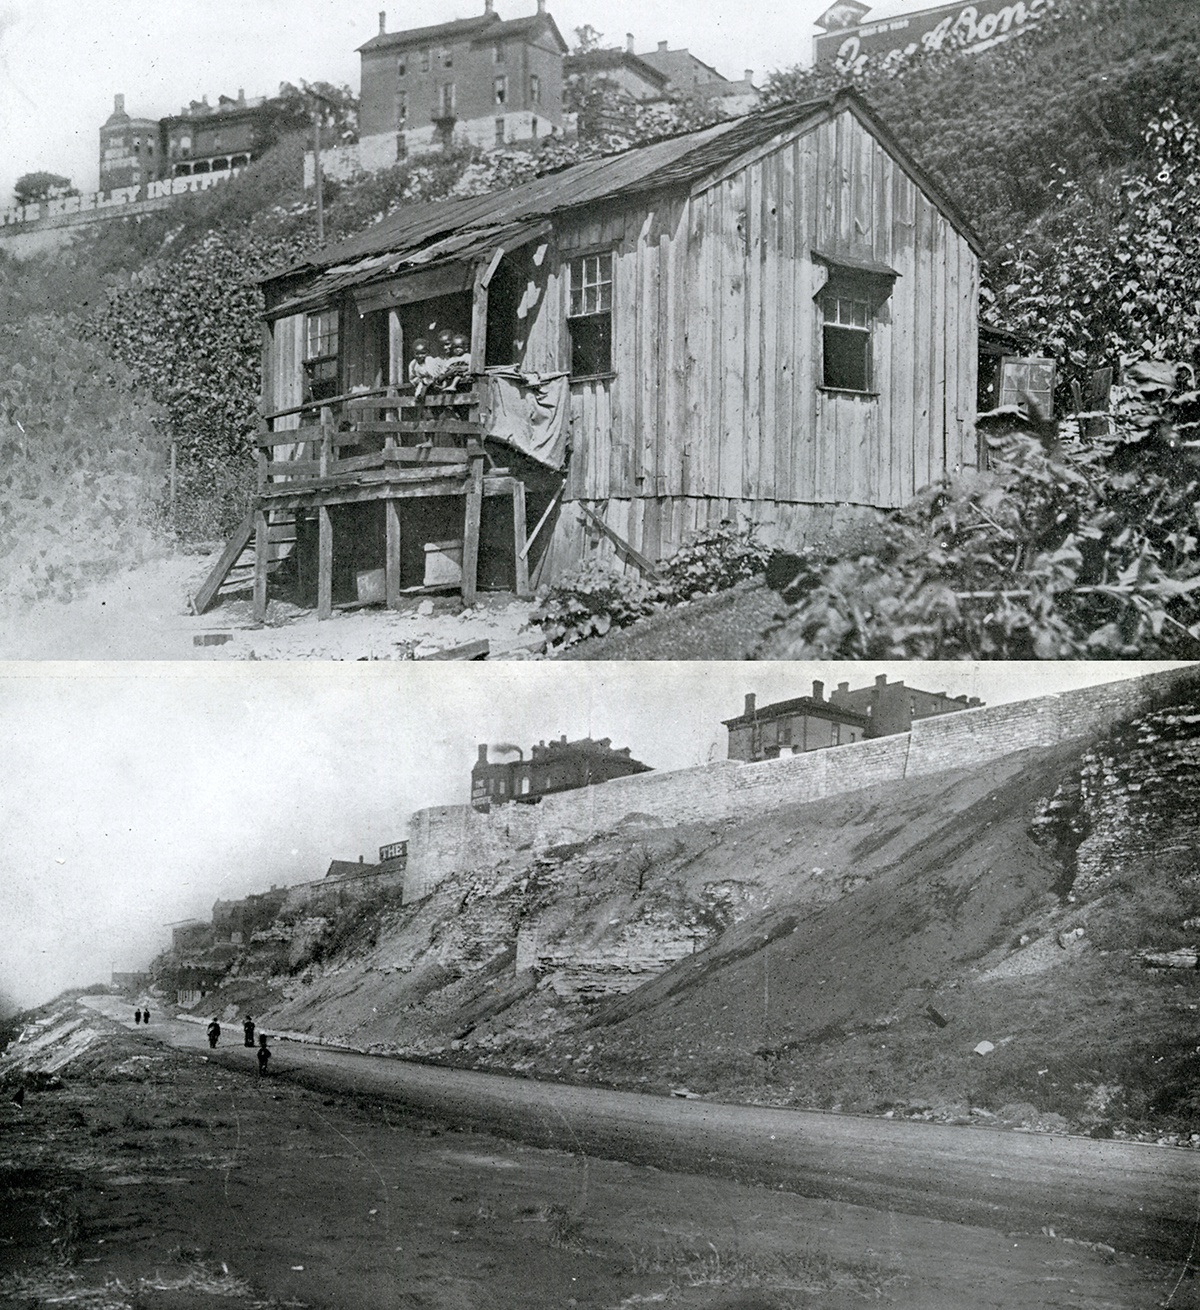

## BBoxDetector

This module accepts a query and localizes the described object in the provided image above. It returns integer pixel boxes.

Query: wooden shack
[200,88,981,615]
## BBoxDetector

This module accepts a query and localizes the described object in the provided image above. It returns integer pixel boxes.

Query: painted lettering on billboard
[813,0,1051,70]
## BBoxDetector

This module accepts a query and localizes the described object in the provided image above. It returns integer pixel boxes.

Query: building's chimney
[114,93,125,114]
[744,69,753,84]
[379,10,386,33]
[812,680,824,702]
[560,734,567,744]
[744,693,756,716]
[359,855,364,863]
[657,40,668,51]
[477,743,488,763]
[626,32,635,52]
[537,0,545,13]
[838,681,849,694]
[237,87,245,103]
[876,674,887,687]
[484,0,494,12]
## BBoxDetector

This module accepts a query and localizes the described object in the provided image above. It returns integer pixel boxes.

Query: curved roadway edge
[84,999,1200,1263]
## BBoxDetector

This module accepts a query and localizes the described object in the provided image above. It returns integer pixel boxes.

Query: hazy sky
[0,0,857,205]
[0,660,1190,1011]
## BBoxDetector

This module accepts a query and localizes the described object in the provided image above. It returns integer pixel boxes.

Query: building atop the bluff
[357,1,568,164]
[724,673,983,762]
[472,736,650,808]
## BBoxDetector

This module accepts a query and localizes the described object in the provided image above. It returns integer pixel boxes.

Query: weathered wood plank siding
[544,105,977,575]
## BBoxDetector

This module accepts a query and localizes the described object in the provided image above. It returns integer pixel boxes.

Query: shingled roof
[262,88,982,313]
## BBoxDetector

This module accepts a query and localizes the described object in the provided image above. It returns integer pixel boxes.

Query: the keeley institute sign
[813,0,1051,71]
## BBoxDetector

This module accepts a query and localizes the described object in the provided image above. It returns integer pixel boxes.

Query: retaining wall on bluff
[402,664,1200,903]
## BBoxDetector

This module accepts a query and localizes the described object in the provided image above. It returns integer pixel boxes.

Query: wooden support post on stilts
[252,507,269,621]
[386,498,401,609]
[317,505,333,620]
[511,480,530,599]
[461,448,484,605]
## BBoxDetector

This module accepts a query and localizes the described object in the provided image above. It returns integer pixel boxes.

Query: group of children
[408,327,471,398]
[204,1013,272,1076]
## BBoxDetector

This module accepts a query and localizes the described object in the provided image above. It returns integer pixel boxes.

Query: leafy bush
[0,314,167,604]
[535,524,770,648]
[658,523,770,601]
[759,382,1200,659]
[534,560,664,648]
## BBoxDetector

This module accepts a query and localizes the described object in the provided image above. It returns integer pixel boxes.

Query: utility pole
[312,100,324,244]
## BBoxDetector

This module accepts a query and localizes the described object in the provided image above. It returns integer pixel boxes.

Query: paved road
[86,997,1199,1261]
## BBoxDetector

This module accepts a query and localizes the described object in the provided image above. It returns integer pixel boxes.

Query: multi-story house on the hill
[357,1,567,168]
[635,41,758,114]
[472,736,650,808]
[724,674,984,762]
[163,91,273,177]
[99,94,163,191]
[99,89,279,194]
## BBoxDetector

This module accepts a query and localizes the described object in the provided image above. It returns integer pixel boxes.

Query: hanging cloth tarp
[482,368,571,471]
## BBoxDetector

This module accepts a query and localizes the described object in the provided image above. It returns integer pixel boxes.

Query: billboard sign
[813,0,1051,71]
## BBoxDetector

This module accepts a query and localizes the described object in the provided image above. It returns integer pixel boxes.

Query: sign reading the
[813,0,1051,70]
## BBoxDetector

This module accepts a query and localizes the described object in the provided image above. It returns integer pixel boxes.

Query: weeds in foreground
[624,1238,891,1297]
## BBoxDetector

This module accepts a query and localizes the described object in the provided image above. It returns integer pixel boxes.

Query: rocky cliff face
[1032,702,1200,899]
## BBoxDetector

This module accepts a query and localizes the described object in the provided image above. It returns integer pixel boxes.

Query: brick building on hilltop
[724,673,983,762]
[357,1,567,167]
[472,736,650,807]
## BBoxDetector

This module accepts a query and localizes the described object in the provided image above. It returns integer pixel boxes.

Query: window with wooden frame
[397,54,407,76]
[820,289,874,392]
[567,251,613,377]
[303,308,339,401]
[814,254,897,395]
[529,73,540,104]
[438,81,456,117]
[419,48,431,71]
[493,40,505,63]
[494,74,507,105]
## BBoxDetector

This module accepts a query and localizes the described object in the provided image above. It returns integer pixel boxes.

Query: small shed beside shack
[197,88,983,616]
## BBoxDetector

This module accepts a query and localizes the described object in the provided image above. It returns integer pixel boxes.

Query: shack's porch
[195,375,566,619]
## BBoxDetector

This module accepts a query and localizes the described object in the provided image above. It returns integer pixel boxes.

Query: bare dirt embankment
[1,997,1192,1310]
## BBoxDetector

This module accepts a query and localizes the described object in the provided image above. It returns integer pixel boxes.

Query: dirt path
[0,554,545,660]
[82,997,1200,1262]
[2,998,1192,1309]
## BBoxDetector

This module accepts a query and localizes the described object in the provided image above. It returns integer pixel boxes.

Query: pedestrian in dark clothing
[207,1020,221,1049]
[142,1007,150,1025]
[134,1009,141,1024]
[256,1033,271,1078]
[243,1016,255,1048]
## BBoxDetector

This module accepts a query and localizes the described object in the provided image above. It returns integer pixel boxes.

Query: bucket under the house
[424,539,463,587]
[355,568,387,603]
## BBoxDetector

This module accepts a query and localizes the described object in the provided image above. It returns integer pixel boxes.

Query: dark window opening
[568,252,613,376]
[820,290,873,391]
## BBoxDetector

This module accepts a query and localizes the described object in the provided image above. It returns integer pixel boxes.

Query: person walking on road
[142,1006,150,1025]
[207,1019,221,1049]
[134,1008,141,1025]
[243,1015,255,1048]
[256,1033,271,1078]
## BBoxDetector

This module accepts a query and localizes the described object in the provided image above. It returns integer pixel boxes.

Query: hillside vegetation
[5,0,1200,652]
[169,689,1200,1145]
